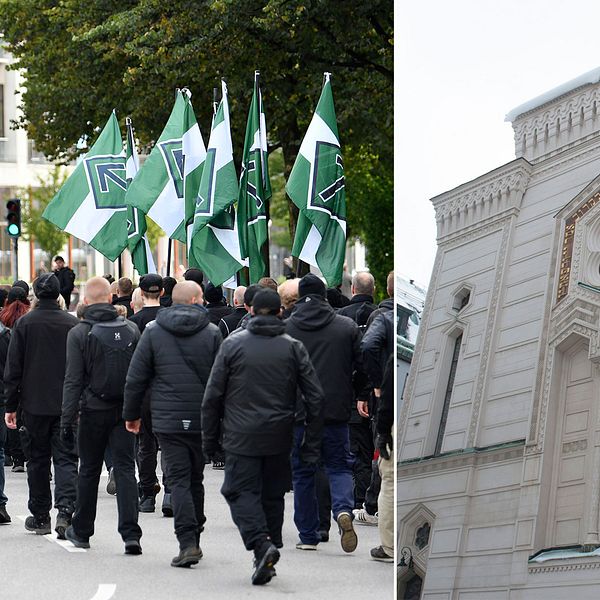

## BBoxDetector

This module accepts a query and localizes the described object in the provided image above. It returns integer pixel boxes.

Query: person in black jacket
[129,275,166,513]
[202,289,324,586]
[61,276,142,554]
[0,318,11,524]
[53,256,76,309]
[336,271,377,324]
[285,273,364,554]
[204,282,233,326]
[160,276,177,308]
[370,355,394,562]
[124,280,222,568]
[129,274,163,333]
[112,277,134,318]
[218,286,247,339]
[4,273,78,538]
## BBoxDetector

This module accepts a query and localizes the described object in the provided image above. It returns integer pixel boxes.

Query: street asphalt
[0,461,394,599]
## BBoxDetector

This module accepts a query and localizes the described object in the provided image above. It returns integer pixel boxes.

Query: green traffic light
[7,224,20,236]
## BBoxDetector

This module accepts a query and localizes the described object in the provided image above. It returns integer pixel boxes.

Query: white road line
[90,584,117,600]
[17,515,87,553]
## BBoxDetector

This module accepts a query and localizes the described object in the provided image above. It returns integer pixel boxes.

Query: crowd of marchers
[0,257,395,587]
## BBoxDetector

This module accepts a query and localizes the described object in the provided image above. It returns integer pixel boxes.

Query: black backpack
[83,318,138,403]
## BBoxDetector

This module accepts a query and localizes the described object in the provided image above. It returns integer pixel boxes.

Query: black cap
[252,289,281,315]
[205,282,223,304]
[13,280,29,295]
[139,274,163,293]
[298,273,326,299]
[7,286,27,304]
[33,273,60,299]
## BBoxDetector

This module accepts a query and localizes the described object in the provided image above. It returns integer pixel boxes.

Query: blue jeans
[292,424,355,545]
[0,419,7,506]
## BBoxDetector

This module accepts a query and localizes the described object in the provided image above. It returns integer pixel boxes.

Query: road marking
[17,515,87,553]
[90,584,117,600]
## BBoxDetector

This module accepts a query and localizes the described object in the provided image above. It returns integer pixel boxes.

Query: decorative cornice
[529,560,600,573]
[513,85,600,161]
[397,440,525,478]
[431,160,532,239]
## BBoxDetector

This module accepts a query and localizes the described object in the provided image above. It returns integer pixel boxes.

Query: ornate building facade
[398,68,600,598]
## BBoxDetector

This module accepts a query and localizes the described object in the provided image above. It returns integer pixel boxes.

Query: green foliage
[0,0,393,275]
[267,148,291,249]
[345,146,393,301]
[20,166,69,262]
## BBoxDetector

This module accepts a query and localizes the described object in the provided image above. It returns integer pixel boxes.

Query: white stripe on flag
[147,182,182,238]
[222,275,237,290]
[143,236,156,273]
[207,222,246,265]
[183,124,206,173]
[209,120,233,171]
[298,224,322,268]
[297,113,339,162]
[64,192,120,243]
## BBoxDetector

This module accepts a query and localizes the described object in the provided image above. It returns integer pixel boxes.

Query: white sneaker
[295,542,318,550]
[352,507,378,526]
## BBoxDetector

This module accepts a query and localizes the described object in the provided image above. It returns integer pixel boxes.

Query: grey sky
[396,0,600,287]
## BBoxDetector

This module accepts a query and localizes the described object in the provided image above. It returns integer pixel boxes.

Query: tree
[20,166,69,263]
[0,0,393,277]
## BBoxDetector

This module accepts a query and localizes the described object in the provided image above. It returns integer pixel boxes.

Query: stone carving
[432,161,532,239]
[562,440,588,454]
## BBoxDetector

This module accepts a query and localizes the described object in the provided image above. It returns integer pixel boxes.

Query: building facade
[398,68,600,598]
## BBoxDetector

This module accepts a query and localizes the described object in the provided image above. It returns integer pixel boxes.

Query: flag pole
[256,70,271,277]
[166,239,172,277]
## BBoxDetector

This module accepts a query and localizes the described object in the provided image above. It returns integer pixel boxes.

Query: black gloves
[203,444,216,463]
[60,426,76,450]
[376,432,393,461]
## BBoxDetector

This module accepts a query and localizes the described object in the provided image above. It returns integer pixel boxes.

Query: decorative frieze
[431,159,532,239]
[511,86,600,162]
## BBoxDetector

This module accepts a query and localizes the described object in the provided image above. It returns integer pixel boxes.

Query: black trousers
[21,411,77,517]
[72,407,141,542]
[137,397,159,496]
[316,466,332,532]
[6,408,25,463]
[156,432,205,549]
[349,418,374,508]
[364,419,381,515]
[221,451,290,551]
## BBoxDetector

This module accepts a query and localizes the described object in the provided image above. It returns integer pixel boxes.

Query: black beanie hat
[7,286,27,304]
[33,273,60,299]
[252,289,281,315]
[298,273,326,299]
[13,280,30,295]
[204,283,224,304]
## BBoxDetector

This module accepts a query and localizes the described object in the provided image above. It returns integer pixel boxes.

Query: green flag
[189,80,244,286]
[126,118,156,275]
[42,112,127,261]
[182,92,207,265]
[286,73,346,286]
[237,72,272,283]
[125,90,194,243]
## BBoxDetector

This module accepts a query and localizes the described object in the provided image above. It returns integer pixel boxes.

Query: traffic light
[6,199,21,238]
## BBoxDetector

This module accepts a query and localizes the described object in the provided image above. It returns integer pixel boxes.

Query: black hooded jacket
[5,299,78,416]
[202,315,324,458]
[336,293,377,326]
[61,303,140,426]
[205,300,233,326]
[285,295,364,424]
[123,304,222,434]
